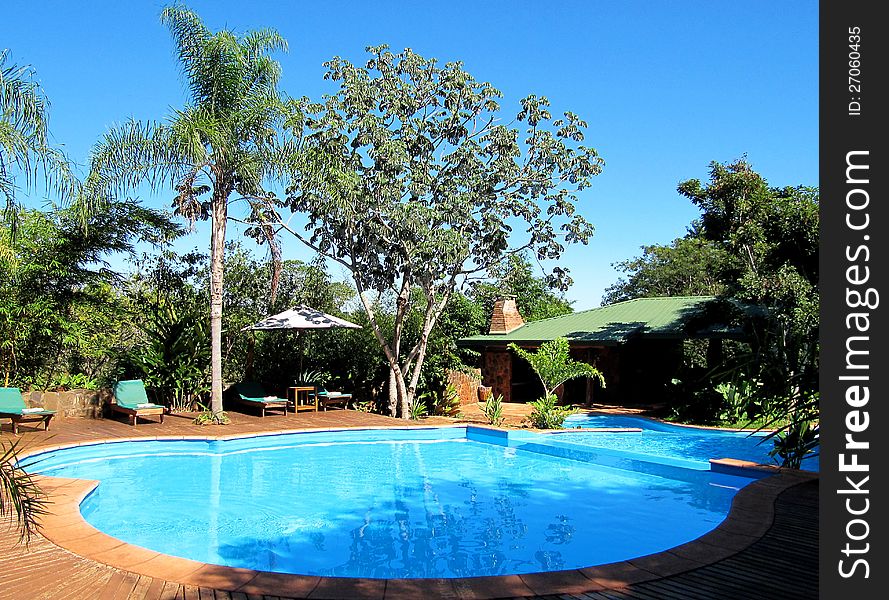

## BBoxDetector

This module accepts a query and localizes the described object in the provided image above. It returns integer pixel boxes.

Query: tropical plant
[352,399,375,413]
[274,45,603,418]
[767,416,819,469]
[0,50,78,222]
[714,378,760,424]
[1,204,179,388]
[761,390,819,468]
[482,393,505,427]
[85,5,297,418]
[132,301,210,412]
[409,398,427,421]
[42,373,99,391]
[433,383,462,417]
[294,368,328,386]
[192,402,230,425]
[0,440,47,543]
[528,394,574,429]
[509,338,604,401]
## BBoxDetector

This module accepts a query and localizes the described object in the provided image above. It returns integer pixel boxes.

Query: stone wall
[22,388,112,419]
[447,369,482,405]
[482,349,513,402]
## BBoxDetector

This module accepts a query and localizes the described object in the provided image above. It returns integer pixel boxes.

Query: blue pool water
[24,427,756,579]
[560,414,819,471]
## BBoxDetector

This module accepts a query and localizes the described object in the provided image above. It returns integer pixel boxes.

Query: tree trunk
[388,368,398,417]
[396,371,410,419]
[209,195,228,415]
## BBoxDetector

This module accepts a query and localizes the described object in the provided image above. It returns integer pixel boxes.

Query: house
[458,295,759,404]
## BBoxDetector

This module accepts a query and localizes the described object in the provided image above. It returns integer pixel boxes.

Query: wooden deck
[1,410,818,599]
[526,479,818,600]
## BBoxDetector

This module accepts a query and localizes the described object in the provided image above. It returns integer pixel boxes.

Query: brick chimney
[488,296,525,334]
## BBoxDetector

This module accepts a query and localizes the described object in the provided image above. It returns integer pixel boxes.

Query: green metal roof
[458,296,754,347]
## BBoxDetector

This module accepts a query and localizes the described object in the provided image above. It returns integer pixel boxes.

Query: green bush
[768,419,818,468]
[714,378,769,425]
[529,394,574,429]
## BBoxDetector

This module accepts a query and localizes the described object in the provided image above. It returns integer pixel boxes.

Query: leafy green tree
[678,160,819,398]
[0,203,179,387]
[118,248,209,409]
[605,159,819,458]
[220,243,358,385]
[0,50,77,221]
[85,6,295,417]
[602,236,729,304]
[509,338,603,430]
[509,338,604,400]
[470,253,573,322]
[679,160,819,462]
[275,46,603,418]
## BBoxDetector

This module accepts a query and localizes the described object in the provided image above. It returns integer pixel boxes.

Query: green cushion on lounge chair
[113,380,164,410]
[0,387,55,414]
[234,382,285,403]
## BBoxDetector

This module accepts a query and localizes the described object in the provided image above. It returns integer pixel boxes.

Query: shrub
[768,419,818,469]
[192,403,230,425]
[715,378,762,424]
[409,399,428,420]
[432,384,461,417]
[762,390,819,468]
[529,394,574,429]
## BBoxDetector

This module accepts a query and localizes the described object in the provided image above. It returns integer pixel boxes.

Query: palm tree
[0,49,78,222]
[0,440,46,543]
[86,6,296,416]
[2,51,76,543]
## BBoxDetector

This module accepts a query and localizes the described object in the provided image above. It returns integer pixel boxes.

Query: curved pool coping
[25,426,818,599]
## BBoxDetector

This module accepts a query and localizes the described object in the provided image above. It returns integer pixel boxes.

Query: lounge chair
[231,382,289,417]
[311,388,352,411]
[112,380,165,426]
[0,387,55,435]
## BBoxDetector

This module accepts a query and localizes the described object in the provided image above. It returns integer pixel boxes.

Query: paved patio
[1,409,818,599]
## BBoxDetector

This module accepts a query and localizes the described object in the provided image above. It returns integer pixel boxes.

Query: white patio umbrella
[241,305,362,388]
[243,305,362,332]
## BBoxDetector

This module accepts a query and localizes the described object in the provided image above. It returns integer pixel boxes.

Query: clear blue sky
[3,0,817,310]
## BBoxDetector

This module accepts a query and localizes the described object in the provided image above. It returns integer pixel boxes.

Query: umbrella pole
[297,330,304,381]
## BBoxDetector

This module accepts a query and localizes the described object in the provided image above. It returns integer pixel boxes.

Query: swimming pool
[559,414,820,471]
[25,427,756,579]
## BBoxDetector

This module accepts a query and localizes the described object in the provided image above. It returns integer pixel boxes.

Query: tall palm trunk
[209,193,228,414]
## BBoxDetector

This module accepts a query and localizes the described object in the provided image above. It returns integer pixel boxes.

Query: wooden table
[287,386,317,412]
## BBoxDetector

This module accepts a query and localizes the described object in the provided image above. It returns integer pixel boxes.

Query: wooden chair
[313,388,353,411]
[231,382,289,417]
[0,387,55,435]
[111,380,165,426]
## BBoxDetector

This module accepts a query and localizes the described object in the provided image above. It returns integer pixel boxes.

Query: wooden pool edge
[27,432,818,600]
